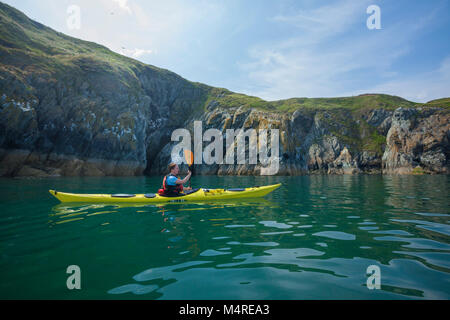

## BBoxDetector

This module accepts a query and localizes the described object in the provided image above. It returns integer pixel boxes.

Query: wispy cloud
[237,0,372,100]
[111,0,132,14]
[271,0,366,43]
[54,0,225,71]
[236,0,447,102]
[119,48,154,58]
[439,56,450,75]
[355,55,450,102]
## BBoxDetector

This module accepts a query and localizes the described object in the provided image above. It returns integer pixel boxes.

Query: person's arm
[176,171,191,185]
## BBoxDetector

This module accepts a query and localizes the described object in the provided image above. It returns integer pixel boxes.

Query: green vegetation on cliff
[423,98,450,109]
[0,1,206,105]
[200,88,420,113]
[0,2,158,72]
[1,1,438,117]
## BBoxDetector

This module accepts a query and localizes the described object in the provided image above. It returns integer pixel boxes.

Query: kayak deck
[49,183,281,203]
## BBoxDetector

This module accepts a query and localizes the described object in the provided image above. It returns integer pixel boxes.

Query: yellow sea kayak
[49,183,281,203]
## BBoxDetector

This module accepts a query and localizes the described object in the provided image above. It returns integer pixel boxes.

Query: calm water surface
[0,175,449,299]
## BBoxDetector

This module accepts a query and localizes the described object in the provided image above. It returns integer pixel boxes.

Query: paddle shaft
[184,149,194,189]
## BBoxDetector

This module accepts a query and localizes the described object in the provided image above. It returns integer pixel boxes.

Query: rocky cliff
[0,2,211,177]
[151,99,449,175]
[0,3,449,177]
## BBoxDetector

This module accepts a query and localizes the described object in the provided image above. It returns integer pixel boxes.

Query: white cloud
[236,0,373,100]
[119,48,154,58]
[111,0,132,14]
[439,56,450,75]
[53,0,225,72]
[102,1,225,59]
[355,56,450,102]
[271,0,367,43]
[235,0,445,102]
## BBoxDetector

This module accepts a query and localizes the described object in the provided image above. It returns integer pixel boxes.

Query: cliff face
[0,2,210,177]
[151,102,449,175]
[0,3,449,177]
[382,108,449,174]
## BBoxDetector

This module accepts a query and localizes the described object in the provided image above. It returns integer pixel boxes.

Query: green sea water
[0,175,449,299]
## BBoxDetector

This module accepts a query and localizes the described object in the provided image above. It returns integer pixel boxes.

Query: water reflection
[49,198,278,226]
[103,175,449,299]
[3,175,449,299]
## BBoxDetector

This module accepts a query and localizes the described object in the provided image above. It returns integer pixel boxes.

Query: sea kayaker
[159,163,192,196]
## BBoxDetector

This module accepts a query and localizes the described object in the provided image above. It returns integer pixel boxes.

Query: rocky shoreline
[150,105,449,176]
[1,104,448,178]
[0,149,145,177]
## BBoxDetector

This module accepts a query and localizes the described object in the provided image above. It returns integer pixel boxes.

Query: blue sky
[4,0,450,102]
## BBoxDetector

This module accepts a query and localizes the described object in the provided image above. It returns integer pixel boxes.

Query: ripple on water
[243,242,279,247]
[402,238,450,251]
[375,236,450,251]
[259,221,292,229]
[391,219,450,237]
[370,230,412,236]
[133,261,212,282]
[359,226,379,231]
[200,249,231,257]
[216,248,325,268]
[412,212,450,217]
[226,241,279,247]
[358,221,377,225]
[224,224,255,228]
[313,231,356,241]
[393,251,450,270]
[108,283,158,295]
[260,231,293,235]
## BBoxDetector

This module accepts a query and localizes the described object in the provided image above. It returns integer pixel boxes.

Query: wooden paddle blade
[184,149,194,166]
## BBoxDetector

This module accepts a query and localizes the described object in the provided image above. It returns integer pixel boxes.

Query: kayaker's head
[168,162,179,175]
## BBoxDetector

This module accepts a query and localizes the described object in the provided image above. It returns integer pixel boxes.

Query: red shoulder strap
[162,175,167,189]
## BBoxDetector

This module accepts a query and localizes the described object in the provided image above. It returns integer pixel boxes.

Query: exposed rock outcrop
[382,108,449,174]
[150,104,449,175]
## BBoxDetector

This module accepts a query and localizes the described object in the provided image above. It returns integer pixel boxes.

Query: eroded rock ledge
[2,103,447,177]
[150,105,449,176]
